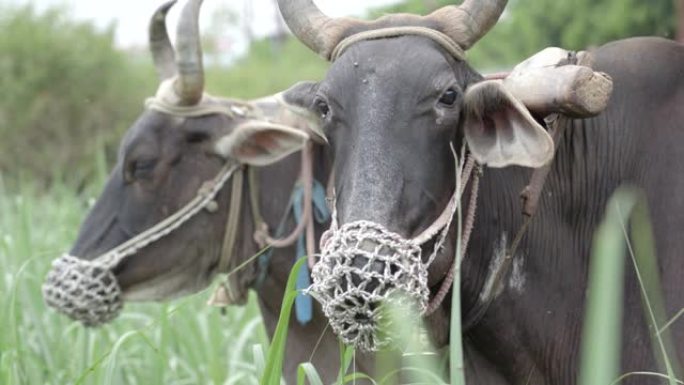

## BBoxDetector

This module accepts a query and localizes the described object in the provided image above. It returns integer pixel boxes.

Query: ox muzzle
[42,163,240,326]
[309,164,466,351]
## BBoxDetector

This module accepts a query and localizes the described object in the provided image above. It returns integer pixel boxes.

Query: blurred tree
[368,0,451,16]
[202,3,239,64]
[0,4,155,188]
[368,0,676,69]
[205,37,327,99]
[678,0,684,42]
[242,0,254,43]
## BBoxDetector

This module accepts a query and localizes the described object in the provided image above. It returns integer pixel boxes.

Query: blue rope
[253,179,330,325]
[292,179,330,324]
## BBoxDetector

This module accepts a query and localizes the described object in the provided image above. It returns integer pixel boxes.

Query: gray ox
[277,0,684,383]
[42,0,371,383]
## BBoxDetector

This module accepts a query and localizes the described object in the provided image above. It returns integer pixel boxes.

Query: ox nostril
[351,254,386,272]
[354,311,372,325]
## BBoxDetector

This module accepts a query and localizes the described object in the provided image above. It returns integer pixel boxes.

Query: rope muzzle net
[310,221,430,350]
[43,255,123,326]
[309,150,473,351]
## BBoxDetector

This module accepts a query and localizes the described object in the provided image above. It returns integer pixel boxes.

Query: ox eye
[125,159,157,183]
[186,131,210,143]
[314,99,330,119]
[439,88,458,106]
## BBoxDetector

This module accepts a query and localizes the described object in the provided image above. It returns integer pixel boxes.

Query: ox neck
[209,165,272,306]
[457,116,565,333]
[209,144,324,307]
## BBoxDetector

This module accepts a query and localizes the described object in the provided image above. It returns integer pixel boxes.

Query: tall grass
[579,187,681,385]
[1,167,681,385]
[0,176,270,385]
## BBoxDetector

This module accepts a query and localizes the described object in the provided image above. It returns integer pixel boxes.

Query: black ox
[277,0,684,383]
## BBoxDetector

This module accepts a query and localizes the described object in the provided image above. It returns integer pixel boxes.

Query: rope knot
[253,222,270,248]
[198,180,216,197]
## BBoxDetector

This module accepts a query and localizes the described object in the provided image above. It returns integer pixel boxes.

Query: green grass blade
[103,330,142,385]
[659,308,684,336]
[297,362,324,385]
[336,343,355,384]
[253,344,266,378]
[611,371,684,384]
[260,257,307,385]
[449,231,465,385]
[450,144,466,385]
[341,372,378,385]
[375,294,446,385]
[627,199,681,383]
[578,187,637,385]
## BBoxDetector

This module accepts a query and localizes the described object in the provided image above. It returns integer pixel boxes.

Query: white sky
[11,0,401,48]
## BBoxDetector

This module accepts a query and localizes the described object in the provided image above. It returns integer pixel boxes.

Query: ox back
[461,37,684,384]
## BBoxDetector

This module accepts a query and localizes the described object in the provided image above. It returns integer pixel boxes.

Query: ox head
[277,0,555,349]
[42,0,313,326]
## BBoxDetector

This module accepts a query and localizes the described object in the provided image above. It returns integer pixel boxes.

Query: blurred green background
[0,0,679,189]
[0,1,681,384]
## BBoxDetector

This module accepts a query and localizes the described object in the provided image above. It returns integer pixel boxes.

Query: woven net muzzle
[42,255,123,326]
[309,220,430,351]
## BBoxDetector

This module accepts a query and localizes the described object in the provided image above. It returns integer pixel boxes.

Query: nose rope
[206,167,248,307]
[425,156,480,315]
[322,154,476,255]
[252,142,318,268]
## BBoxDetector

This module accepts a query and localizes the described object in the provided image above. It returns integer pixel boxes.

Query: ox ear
[214,121,309,166]
[463,80,554,168]
[282,81,318,108]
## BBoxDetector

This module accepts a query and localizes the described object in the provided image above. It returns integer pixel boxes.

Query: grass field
[0,169,679,385]
[0,177,271,385]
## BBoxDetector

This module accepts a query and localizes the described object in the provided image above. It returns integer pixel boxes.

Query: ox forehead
[313,37,470,225]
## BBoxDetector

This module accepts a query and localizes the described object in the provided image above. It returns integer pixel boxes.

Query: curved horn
[429,0,508,50]
[174,0,204,105]
[276,0,354,59]
[148,0,177,80]
[278,0,506,58]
